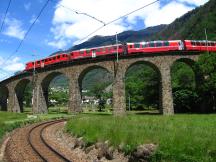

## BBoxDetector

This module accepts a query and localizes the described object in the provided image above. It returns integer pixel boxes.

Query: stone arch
[171,58,199,113]
[41,71,69,110]
[78,65,113,91]
[0,85,9,111]
[174,58,197,71]
[125,60,162,113]
[172,58,201,88]
[126,61,161,77]
[15,79,31,112]
[78,65,113,112]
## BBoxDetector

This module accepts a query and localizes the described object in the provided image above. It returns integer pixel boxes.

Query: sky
[0,0,209,81]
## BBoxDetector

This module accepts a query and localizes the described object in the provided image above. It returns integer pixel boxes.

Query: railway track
[28,119,72,162]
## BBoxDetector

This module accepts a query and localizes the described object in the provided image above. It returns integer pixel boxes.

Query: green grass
[66,114,216,162]
[0,112,27,142]
[0,110,72,144]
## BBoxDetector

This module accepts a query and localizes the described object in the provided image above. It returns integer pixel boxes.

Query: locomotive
[25,40,216,71]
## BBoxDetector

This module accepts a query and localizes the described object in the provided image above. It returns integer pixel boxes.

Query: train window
[37,61,40,64]
[193,41,197,45]
[150,42,155,47]
[45,59,48,62]
[113,46,117,50]
[119,46,122,49]
[197,42,201,46]
[103,48,106,52]
[53,57,56,60]
[96,48,101,52]
[164,41,169,46]
[134,43,140,48]
[86,50,91,54]
[129,45,132,48]
[201,42,206,46]
[156,42,162,47]
[80,51,84,54]
[191,41,195,46]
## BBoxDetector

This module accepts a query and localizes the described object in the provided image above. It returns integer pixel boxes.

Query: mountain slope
[69,25,167,51]
[156,0,216,40]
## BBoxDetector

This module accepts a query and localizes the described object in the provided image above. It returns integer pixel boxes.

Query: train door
[179,41,184,50]
[92,49,96,58]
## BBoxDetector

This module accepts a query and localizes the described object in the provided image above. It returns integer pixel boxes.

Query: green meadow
[66,114,216,162]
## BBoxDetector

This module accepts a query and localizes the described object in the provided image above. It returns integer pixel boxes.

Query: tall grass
[0,112,27,141]
[66,114,216,162]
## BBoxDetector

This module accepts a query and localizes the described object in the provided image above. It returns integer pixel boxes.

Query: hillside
[70,25,166,50]
[155,0,216,40]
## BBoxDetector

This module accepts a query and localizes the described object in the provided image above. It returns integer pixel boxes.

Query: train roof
[72,44,123,52]
[185,40,216,42]
[126,40,182,45]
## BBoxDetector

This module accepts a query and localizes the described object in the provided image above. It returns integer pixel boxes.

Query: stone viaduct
[0,52,200,115]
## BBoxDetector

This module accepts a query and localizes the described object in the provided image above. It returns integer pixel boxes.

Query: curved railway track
[27,119,72,162]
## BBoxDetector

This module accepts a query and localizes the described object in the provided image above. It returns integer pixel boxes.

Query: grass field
[66,114,216,162]
[0,112,27,142]
[0,110,71,143]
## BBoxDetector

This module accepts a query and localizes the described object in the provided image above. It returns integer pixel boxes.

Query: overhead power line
[1,0,50,68]
[78,0,160,43]
[49,0,106,25]
[0,0,12,33]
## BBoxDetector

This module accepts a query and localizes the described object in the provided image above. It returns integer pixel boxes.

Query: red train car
[126,40,183,54]
[69,44,124,60]
[25,53,69,70]
[184,40,216,52]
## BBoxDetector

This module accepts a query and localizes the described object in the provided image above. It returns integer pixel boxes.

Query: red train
[25,40,216,71]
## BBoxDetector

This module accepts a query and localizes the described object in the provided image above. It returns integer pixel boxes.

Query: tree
[196,52,216,112]
[90,83,108,111]
[125,64,159,110]
[171,62,198,112]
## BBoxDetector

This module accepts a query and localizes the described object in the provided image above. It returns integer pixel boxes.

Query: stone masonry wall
[0,54,199,115]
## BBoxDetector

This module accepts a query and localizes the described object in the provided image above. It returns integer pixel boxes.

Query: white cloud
[177,0,209,6]
[47,38,69,49]
[0,56,25,72]
[3,17,26,40]
[24,2,31,11]
[144,1,193,27]
[47,0,209,49]
[0,56,25,81]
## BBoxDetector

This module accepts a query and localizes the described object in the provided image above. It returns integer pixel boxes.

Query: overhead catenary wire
[1,0,50,68]
[78,0,160,43]
[49,0,106,25]
[0,0,12,33]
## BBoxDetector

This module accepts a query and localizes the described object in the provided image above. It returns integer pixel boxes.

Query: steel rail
[28,119,72,162]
